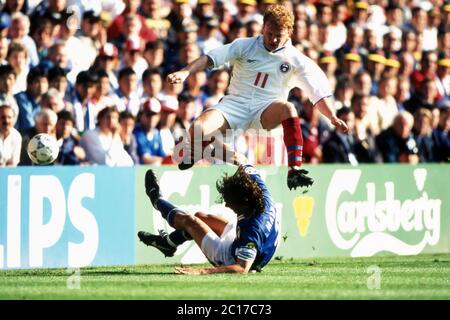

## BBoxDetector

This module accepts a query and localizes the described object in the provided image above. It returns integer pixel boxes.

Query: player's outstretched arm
[175,259,253,275]
[315,97,349,133]
[167,55,213,84]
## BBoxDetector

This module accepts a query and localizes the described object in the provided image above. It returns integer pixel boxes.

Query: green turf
[1,254,449,299]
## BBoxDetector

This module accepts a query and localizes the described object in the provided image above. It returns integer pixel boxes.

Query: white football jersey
[207,36,332,105]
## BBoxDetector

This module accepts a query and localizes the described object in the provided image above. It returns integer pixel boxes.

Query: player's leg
[140,211,229,254]
[260,100,314,190]
[138,169,224,260]
[178,109,230,170]
[194,212,229,237]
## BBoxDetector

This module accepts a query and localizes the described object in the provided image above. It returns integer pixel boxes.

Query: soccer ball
[27,133,59,165]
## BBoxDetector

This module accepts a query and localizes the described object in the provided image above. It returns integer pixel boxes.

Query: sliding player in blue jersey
[138,160,279,274]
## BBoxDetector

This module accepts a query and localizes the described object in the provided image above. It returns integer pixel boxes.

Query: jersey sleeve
[206,38,244,68]
[293,54,333,105]
[234,222,263,262]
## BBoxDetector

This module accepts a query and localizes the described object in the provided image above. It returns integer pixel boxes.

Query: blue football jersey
[230,165,279,271]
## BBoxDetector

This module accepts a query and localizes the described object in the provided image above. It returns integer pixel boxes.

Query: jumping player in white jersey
[167,4,348,190]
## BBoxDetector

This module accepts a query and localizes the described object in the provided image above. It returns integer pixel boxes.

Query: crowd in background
[0,0,449,167]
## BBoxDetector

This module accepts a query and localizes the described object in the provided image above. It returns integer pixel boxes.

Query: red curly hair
[263,4,295,34]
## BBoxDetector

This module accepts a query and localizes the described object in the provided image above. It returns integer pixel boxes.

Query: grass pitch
[0,254,449,300]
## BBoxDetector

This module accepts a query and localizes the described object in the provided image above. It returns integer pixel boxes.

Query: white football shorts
[212,95,272,130]
[201,216,237,266]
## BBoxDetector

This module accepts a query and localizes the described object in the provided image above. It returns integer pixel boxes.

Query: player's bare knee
[182,214,201,228]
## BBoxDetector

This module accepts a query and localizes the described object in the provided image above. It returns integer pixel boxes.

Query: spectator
[19,108,58,165]
[119,36,148,80]
[412,108,435,162]
[39,42,70,76]
[47,66,72,103]
[0,104,22,166]
[382,27,402,55]
[77,10,105,69]
[352,93,379,141]
[173,92,195,143]
[322,106,358,165]
[226,18,246,44]
[376,111,419,163]
[2,0,29,15]
[0,64,18,124]
[318,51,337,91]
[335,24,364,66]
[350,1,370,28]
[401,30,418,56]
[112,67,140,116]
[383,53,401,78]
[398,51,415,78]
[94,43,119,91]
[107,0,156,44]
[376,75,399,130]
[92,69,115,111]
[58,12,88,83]
[300,99,330,164]
[351,94,382,163]
[203,68,230,109]
[31,0,67,21]
[411,50,438,92]
[245,19,262,38]
[326,1,347,52]
[140,0,171,40]
[158,95,178,161]
[0,37,9,65]
[366,49,386,95]
[41,87,68,114]
[342,49,362,77]
[8,12,40,68]
[141,67,162,110]
[395,75,412,111]
[197,15,223,55]
[133,101,165,164]
[80,106,133,166]
[184,70,206,116]
[235,0,262,25]
[143,40,165,69]
[333,75,354,110]
[432,106,450,162]
[14,66,49,133]
[436,54,450,98]
[385,2,403,28]
[437,27,450,53]
[55,110,85,165]
[404,76,438,114]
[30,17,56,61]
[119,110,139,164]
[7,41,29,94]
[72,70,99,134]
[0,12,11,39]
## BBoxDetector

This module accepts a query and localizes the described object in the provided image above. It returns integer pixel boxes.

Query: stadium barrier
[0,164,449,269]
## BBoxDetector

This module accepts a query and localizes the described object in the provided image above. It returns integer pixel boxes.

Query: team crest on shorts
[280,62,290,73]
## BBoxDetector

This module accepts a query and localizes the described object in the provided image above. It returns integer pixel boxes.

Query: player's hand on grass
[331,117,349,133]
[175,266,204,275]
[167,70,190,84]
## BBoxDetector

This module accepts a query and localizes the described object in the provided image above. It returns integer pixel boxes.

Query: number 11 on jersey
[254,72,269,88]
